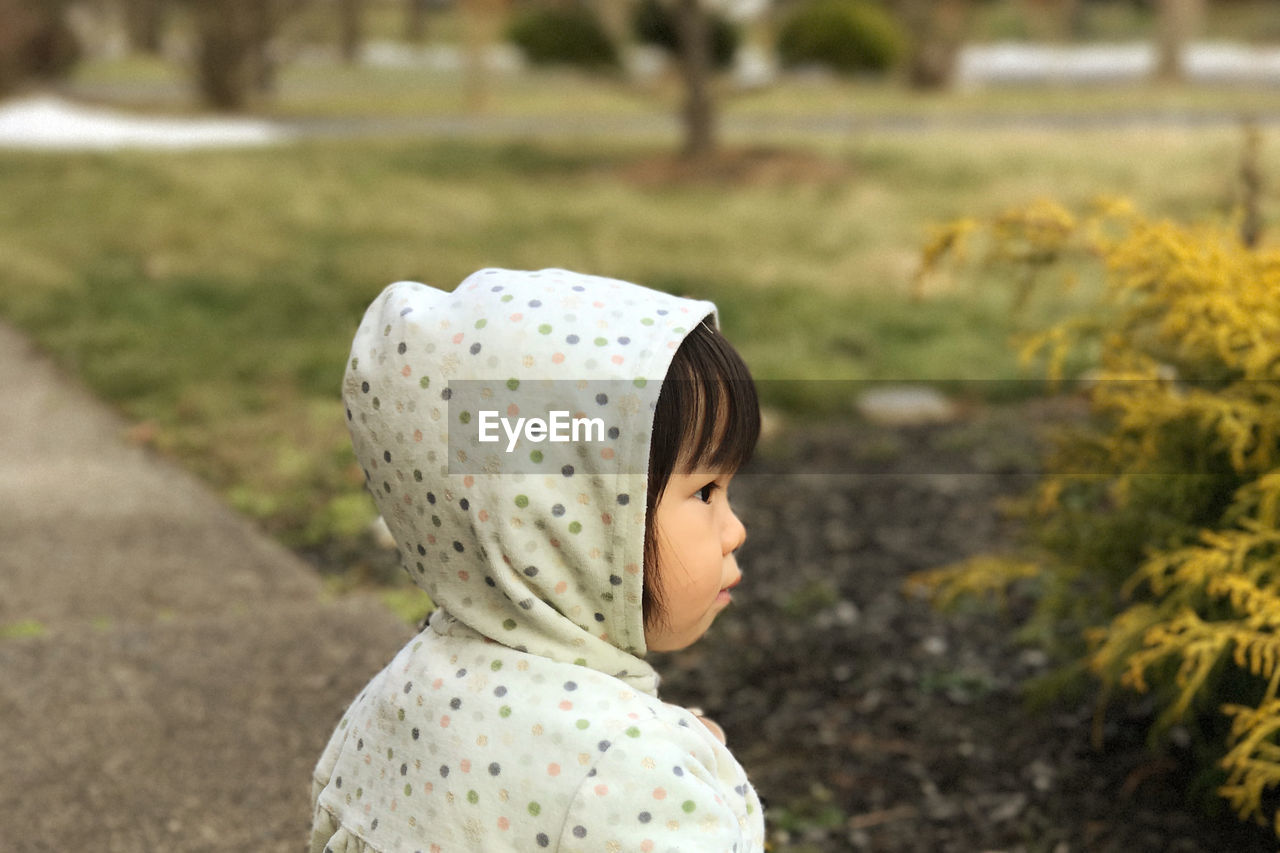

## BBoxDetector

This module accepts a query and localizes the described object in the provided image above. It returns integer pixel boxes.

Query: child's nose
[723,506,747,554]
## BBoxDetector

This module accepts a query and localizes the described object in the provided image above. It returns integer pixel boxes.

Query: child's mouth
[719,572,743,603]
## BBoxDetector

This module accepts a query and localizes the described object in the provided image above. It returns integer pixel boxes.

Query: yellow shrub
[912,199,1280,831]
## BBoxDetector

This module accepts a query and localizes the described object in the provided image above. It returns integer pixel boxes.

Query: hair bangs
[650,318,760,481]
[669,365,758,478]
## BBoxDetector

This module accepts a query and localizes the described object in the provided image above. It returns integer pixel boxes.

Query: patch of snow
[958,42,1152,85]
[959,41,1280,86]
[733,44,778,89]
[1185,42,1280,84]
[856,386,958,426]
[357,41,524,73]
[623,44,669,82]
[0,94,292,151]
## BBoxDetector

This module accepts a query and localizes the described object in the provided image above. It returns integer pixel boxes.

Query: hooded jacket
[310,269,766,853]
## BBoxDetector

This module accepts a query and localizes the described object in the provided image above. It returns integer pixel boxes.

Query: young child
[310,268,765,852]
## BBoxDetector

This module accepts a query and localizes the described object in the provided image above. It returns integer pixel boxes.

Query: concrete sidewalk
[0,323,413,851]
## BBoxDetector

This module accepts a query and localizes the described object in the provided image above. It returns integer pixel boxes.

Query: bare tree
[594,0,631,47]
[0,0,81,95]
[188,0,306,110]
[460,0,505,112]
[895,0,970,90]
[190,0,254,108]
[249,1,285,94]
[123,0,165,54]
[1017,0,1079,42]
[1239,119,1263,249]
[404,0,430,43]
[671,0,716,160]
[339,0,364,63]
[1154,0,1204,83]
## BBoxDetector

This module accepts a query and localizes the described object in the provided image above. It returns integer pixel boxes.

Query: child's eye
[695,482,718,504]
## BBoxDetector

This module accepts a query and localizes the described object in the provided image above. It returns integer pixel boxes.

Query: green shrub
[632,0,740,71]
[507,7,619,70]
[777,0,907,75]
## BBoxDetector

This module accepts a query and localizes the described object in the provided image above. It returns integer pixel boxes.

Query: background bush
[631,0,740,71]
[777,0,908,75]
[507,6,619,70]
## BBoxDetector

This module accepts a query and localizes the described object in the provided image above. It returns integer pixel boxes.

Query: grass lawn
[1,68,1272,569]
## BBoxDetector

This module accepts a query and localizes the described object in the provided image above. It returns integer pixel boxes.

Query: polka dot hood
[312,269,766,852]
[343,267,719,690]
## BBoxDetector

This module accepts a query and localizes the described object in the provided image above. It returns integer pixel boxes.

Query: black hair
[643,317,760,634]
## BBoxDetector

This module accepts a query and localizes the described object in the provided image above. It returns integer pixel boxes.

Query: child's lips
[716,577,740,604]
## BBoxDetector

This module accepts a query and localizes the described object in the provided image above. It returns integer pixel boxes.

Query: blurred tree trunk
[191,0,255,109]
[460,0,504,112]
[1017,0,1083,41]
[250,1,280,94]
[339,0,364,63]
[123,0,165,53]
[190,0,300,110]
[1154,0,1203,83]
[896,0,969,90]
[0,0,81,95]
[1239,120,1262,249]
[673,0,715,160]
[594,0,630,47]
[404,0,430,43]
[1066,0,1085,39]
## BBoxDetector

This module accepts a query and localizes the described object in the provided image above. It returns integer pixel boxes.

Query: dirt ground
[648,399,1278,853]
[315,396,1279,852]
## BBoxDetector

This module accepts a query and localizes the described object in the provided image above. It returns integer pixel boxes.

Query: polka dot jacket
[310,269,766,852]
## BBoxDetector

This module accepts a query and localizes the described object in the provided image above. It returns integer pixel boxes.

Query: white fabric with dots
[310,269,765,852]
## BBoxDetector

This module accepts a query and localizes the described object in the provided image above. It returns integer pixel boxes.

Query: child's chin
[646,620,721,653]
[645,631,702,653]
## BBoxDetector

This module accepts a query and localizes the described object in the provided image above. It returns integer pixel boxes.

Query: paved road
[49,78,1280,147]
[0,322,413,851]
[272,108,1280,142]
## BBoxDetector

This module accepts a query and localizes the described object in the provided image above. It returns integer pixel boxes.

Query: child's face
[645,467,747,652]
